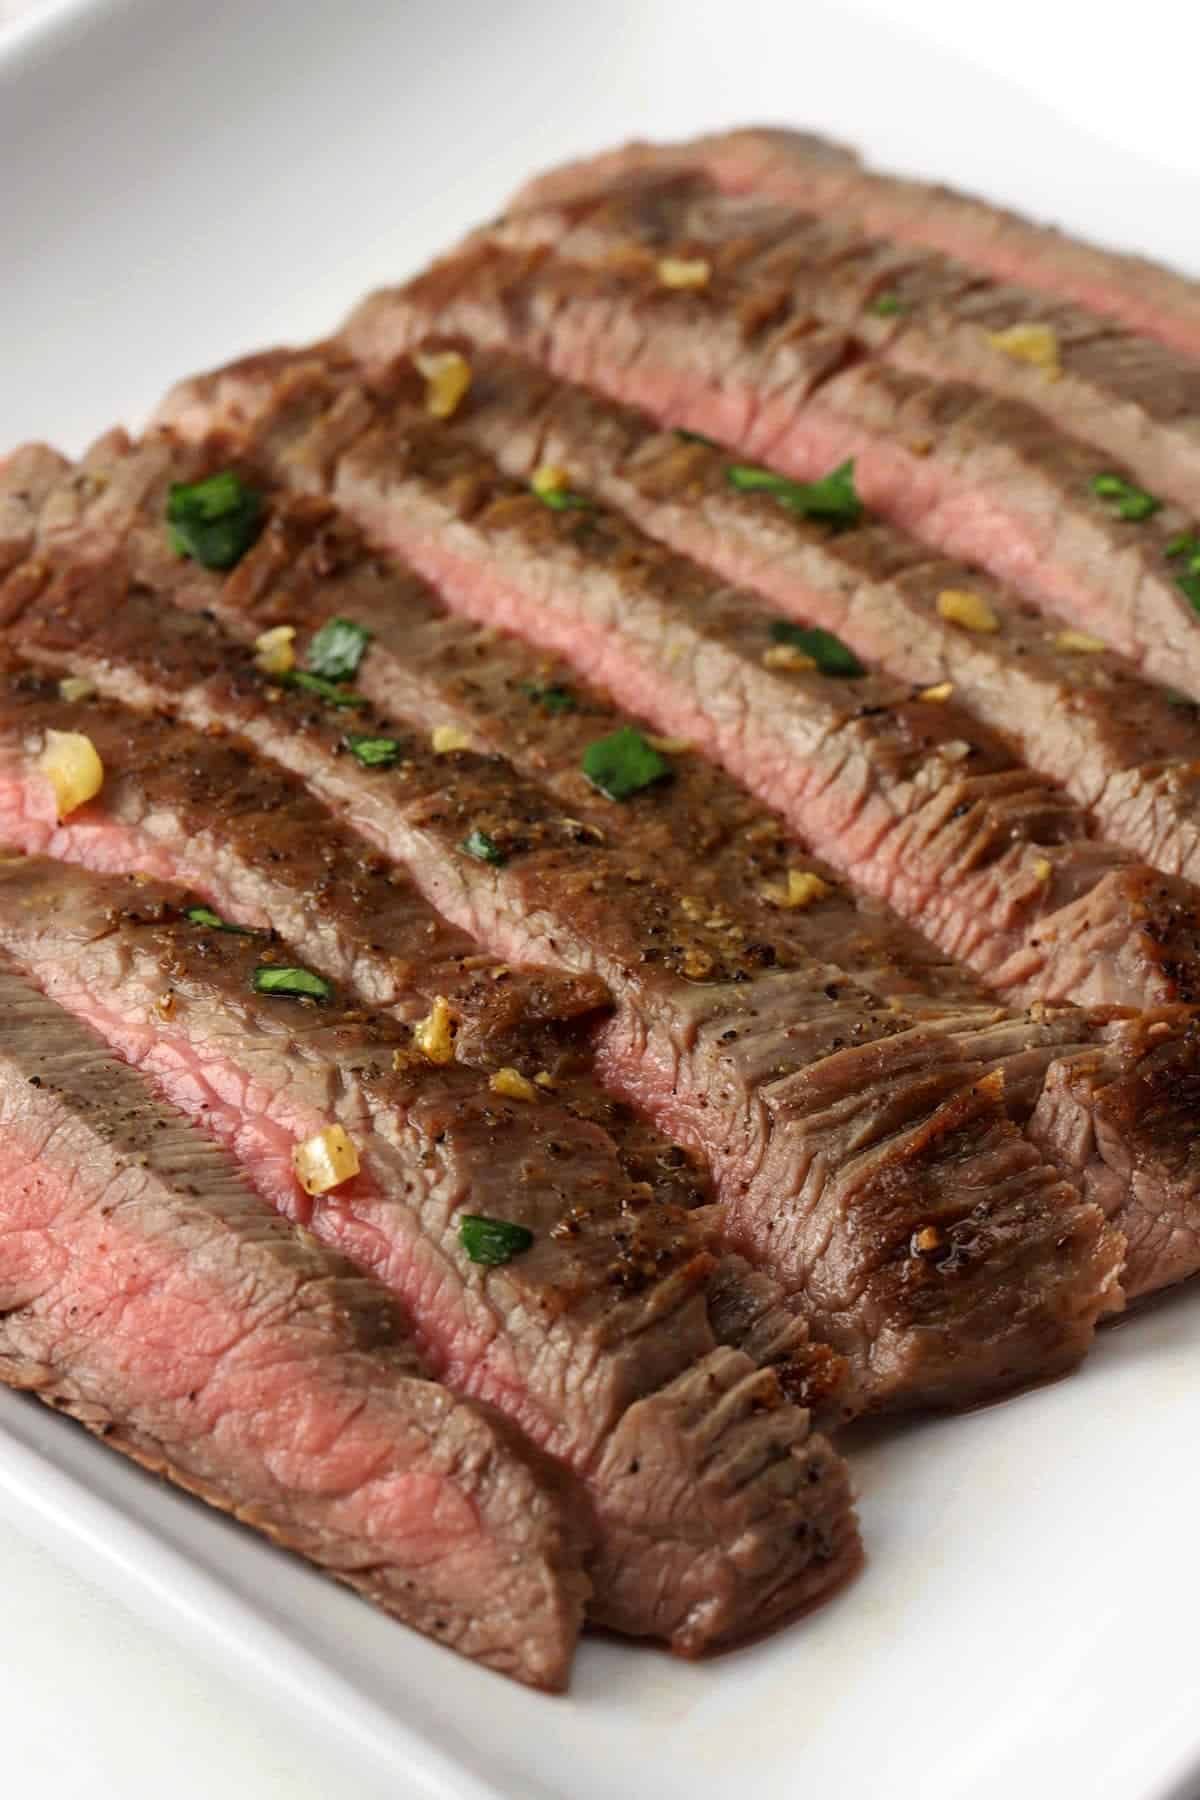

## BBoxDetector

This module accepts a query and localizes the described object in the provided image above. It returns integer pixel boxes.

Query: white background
[4,2,1200,1797]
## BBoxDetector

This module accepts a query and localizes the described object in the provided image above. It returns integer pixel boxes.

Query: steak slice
[0,852,860,1650]
[0,443,73,578]
[337,234,1200,706]
[512,128,1200,359]
[478,171,1200,515]
[0,471,1121,1411]
[153,357,1200,1014]
[0,953,589,1689]
[413,346,1200,887]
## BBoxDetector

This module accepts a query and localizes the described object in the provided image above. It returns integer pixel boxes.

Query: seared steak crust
[0,955,589,1689]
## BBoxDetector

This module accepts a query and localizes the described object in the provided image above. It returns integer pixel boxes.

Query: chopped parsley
[769,620,865,678]
[459,1214,535,1266]
[166,471,263,570]
[278,669,365,708]
[519,681,577,715]
[1166,532,1200,613]
[461,828,507,865]
[727,458,864,529]
[582,726,672,801]
[306,617,372,681]
[534,484,594,512]
[345,733,402,768]
[1089,473,1162,522]
[251,965,332,1002]
[184,905,265,936]
[869,292,906,317]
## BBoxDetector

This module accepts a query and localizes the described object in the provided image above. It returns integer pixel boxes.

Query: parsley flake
[459,1214,535,1266]
[167,471,263,570]
[769,621,865,677]
[727,458,864,529]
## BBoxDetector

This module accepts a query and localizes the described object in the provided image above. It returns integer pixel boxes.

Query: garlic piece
[657,256,711,290]
[531,463,569,499]
[762,869,831,910]
[490,1067,538,1102]
[414,348,472,420]
[984,322,1062,379]
[293,1124,361,1196]
[762,643,817,672]
[57,675,97,703]
[917,681,955,703]
[431,724,472,754]
[413,995,456,1065]
[253,624,296,675]
[38,729,104,818]
[1054,629,1107,654]
[937,589,1000,633]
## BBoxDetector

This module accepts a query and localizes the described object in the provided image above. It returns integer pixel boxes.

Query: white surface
[4,2,1200,1797]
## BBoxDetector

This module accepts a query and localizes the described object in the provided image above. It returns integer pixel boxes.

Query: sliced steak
[152,357,1200,1014]
[0,443,73,577]
[0,471,1121,1411]
[337,234,1200,705]
[414,345,1200,889]
[0,953,588,1688]
[474,171,1200,514]
[1,661,1190,1303]
[0,852,859,1649]
[511,127,1200,359]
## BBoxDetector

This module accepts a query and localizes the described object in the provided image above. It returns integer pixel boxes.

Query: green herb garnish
[1167,688,1199,709]
[167,471,263,570]
[306,617,372,681]
[1178,573,1200,615]
[869,292,906,317]
[1166,532,1200,564]
[461,828,507,865]
[251,965,332,1001]
[279,670,365,708]
[534,484,594,512]
[519,682,577,715]
[769,620,865,677]
[184,905,264,936]
[582,726,672,802]
[459,1214,535,1266]
[674,427,721,447]
[727,458,864,529]
[345,733,402,768]
[1089,473,1162,522]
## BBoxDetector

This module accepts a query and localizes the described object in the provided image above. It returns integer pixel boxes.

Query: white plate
[4,3,1200,1796]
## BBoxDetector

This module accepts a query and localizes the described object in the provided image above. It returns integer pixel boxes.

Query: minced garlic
[645,734,692,754]
[57,675,96,704]
[1054,629,1107,654]
[414,348,472,420]
[490,1066,538,1102]
[681,947,715,979]
[762,643,818,672]
[293,1124,361,1196]
[413,995,456,1065]
[917,681,955,703]
[1033,858,1053,884]
[253,624,296,675]
[431,724,472,754]
[38,729,103,818]
[937,589,1000,633]
[984,322,1061,380]
[657,256,711,290]
[533,1070,557,1090]
[762,869,831,910]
